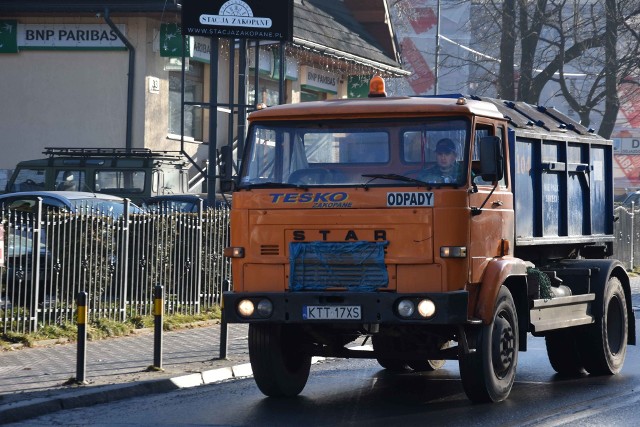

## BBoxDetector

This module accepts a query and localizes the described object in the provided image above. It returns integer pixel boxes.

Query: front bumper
[223,290,469,325]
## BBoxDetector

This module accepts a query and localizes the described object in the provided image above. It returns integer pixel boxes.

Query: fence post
[631,201,635,271]
[219,280,229,360]
[153,285,164,369]
[76,291,88,384]
[30,198,44,332]
[119,200,131,322]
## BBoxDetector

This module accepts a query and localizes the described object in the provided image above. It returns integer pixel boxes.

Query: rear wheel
[408,341,450,371]
[248,324,311,397]
[372,334,410,371]
[579,276,628,375]
[545,329,584,375]
[459,286,518,403]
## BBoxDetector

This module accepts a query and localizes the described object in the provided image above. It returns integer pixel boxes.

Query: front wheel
[579,276,628,375]
[459,286,519,403]
[248,324,312,397]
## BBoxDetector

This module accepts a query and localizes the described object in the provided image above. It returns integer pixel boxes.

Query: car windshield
[239,118,470,187]
[145,200,199,213]
[70,198,139,215]
[622,193,640,208]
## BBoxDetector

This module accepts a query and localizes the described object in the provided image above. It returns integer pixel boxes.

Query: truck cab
[5,147,189,204]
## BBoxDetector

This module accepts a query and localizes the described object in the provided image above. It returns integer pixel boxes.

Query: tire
[248,323,312,397]
[579,276,628,375]
[545,330,584,375]
[459,286,519,403]
[408,341,450,372]
[372,334,410,372]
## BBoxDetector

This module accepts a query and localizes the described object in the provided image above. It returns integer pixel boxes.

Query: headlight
[397,299,415,318]
[417,299,436,318]
[237,299,255,317]
[256,299,273,317]
[237,298,272,318]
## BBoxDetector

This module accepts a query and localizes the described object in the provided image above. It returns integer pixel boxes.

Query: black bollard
[76,291,88,384]
[153,285,164,369]
[219,280,229,360]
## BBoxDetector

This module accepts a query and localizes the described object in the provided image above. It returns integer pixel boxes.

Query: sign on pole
[181,0,294,42]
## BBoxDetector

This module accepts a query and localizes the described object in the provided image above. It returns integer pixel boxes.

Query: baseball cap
[435,138,456,154]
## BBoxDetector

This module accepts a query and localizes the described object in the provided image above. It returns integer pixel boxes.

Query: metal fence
[1,202,231,334]
[614,204,640,271]
[3,202,640,334]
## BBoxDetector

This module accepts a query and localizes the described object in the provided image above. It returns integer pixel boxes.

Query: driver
[418,138,462,183]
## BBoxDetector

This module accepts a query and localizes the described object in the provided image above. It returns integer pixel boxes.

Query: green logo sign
[348,75,373,98]
[160,23,192,58]
[0,20,18,53]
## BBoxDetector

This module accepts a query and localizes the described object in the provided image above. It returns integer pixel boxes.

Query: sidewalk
[2,280,640,424]
[0,322,251,424]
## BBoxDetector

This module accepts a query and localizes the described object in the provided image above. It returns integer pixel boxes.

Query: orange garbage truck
[220,77,635,402]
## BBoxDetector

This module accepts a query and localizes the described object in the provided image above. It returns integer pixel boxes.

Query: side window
[55,170,85,191]
[169,62,203,140]
[95,170,146,193]
[473,124,506,187]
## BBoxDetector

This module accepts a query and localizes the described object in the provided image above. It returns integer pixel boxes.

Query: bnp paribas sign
[181,0,293,42]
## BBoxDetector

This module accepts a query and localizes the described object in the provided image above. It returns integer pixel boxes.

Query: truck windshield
[239,119,470,187]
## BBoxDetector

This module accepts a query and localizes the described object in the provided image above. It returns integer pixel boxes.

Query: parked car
[4,147,189,205]
[143,193,230,213]
[0,191,141,216]
[0,191,139,308]
[621,191,640,209]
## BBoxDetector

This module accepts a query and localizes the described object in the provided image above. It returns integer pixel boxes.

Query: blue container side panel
[512,135,535,240]
[590,145,608,235]
[542,172,561,236]
[541,141,564,237]
[567,143,587,236]
[511,135,613,242]
[567,174,586,235]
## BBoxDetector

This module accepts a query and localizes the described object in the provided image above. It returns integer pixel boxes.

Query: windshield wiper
[241,181,308,190]
[361,173,430,187]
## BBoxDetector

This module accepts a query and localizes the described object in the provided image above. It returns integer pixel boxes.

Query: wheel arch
[504,274,529,351]
[556,259,635,346]
[474,257,528,326]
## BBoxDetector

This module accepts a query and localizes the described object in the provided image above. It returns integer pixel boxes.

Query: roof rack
[43,147,186,160]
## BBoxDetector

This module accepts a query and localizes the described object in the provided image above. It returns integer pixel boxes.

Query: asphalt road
[12,324,640,427]
[6,278,639,426]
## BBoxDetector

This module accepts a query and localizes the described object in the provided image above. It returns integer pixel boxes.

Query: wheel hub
[492,314,515,378]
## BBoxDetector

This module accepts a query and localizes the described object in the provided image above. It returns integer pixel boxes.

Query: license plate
[303,305,361,320]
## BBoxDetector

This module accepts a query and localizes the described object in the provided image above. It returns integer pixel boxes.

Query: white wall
[0,49,129,169]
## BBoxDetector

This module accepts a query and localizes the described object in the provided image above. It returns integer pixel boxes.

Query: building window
[169,62,203,140]
[248,78,281,106]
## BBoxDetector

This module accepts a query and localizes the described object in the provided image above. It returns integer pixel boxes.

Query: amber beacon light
[368,75,387,97]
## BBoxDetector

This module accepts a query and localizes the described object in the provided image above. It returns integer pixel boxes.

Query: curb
[0,357,327,424]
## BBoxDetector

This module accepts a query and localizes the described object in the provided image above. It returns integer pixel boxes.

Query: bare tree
[394,0,640,138]
[487,0,639,137]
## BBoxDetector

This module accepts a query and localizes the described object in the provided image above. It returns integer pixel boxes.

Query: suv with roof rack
[4,147,190,204]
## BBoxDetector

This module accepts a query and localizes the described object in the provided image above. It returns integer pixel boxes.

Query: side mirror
[479,136,504,182]
[218,145,235,192]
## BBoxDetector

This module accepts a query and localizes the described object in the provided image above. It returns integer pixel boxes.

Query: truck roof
[248,96,505,122]
[249,94,608,145]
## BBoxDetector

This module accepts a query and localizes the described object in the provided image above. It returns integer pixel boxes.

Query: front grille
[289,241,388,291]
